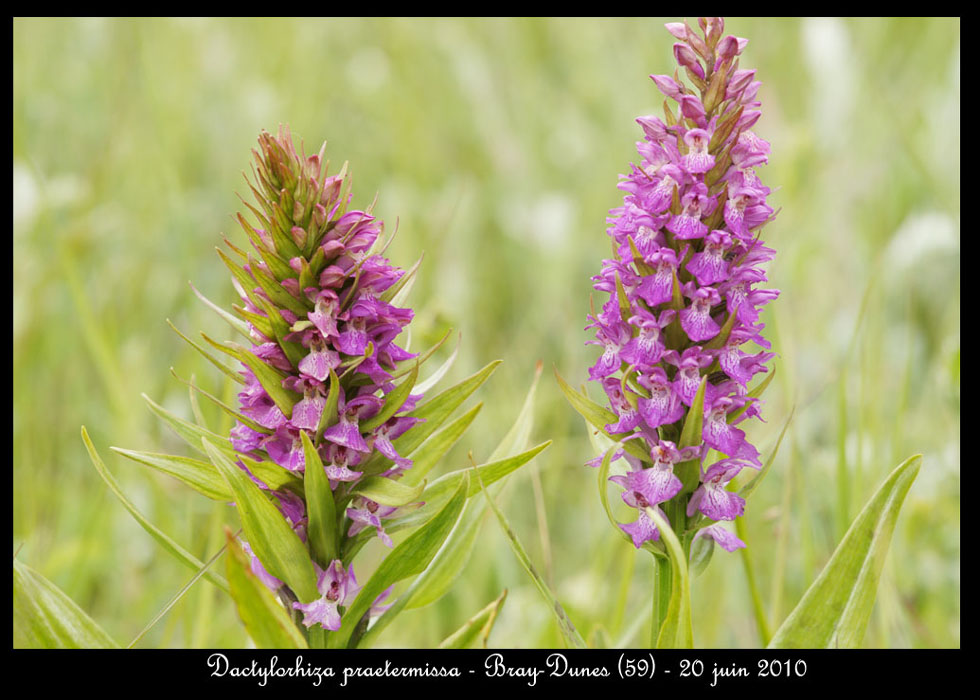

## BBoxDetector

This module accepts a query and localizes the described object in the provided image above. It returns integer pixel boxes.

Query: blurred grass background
[13,17,959,648]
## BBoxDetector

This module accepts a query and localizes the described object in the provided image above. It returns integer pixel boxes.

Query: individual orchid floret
[613,469,669,549]
[346,497,398,548]
[621,307,676,368]
[292,560,358,631]
[694,523,747,552]
[679,283,722,342]
[637,367,685,428]
[686,459,748,521]
[602,377,643,434]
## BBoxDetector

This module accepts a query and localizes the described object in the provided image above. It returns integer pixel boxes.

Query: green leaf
[647,507,693,648]
[489,360,542,462]
[350,476,426,507]
[247,253,311,316]
[381,252,423,306]
[239,454,303,493]
[359,360,501,475]
[360,362,418,432]
[414,442,552,516]
[402,363,544,611]
[248,292,308,367]
[402,499,485,611]
[768,454,922,649]
[301,430,338,565]
[225,531,308,649]
[143,393,235,458]
[203,439,318,603]
[727,365,777,424]
[554,367,649,463]
[189,282,252,340]
[675,375,707,495]
[315,367,341,442]
[400,403,482,487]
[110,447,233,502]
[167,320,245,386]
[332,473,469,648]
[358,441,551,549]
[438,590,508,649]
[739,406,795,501]
[221,341,300,419]
[14,559,120,649]
[170,369,269,434]
[81,428,229,594]
[477,465,586,649]
[412,332,460,395]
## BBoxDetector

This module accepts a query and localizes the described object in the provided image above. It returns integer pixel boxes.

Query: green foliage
[769,455,921,648]
[225,531,309,649]
[13,559,119,649]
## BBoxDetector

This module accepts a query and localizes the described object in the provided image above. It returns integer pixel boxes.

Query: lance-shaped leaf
[477,465,586,649]
[728,365,777,424]
[247,253,311,316]
[768,454,922,649]
[349,476,426,508]
[360,362,418,433]
[381,252,423,306]
[225,531,309,649]
[167,320,244,386]
[401,363,544,611]
[170,369,268,434]
[238,454,303,493]
[438,590,508,649]
[301,430,337,565]
[248,292,307,367]
[359,360,501,475]
[190,282,252,340]
[675,375,707,495]
[401,403,482,487]
[554,367,649,463]
[330,474,469,649]
[315,367,341,442]
[81,428,229,593]
[646,507,694,649]
[233,303,275,340]
[219,340,300,419]
[413,442,552,518]
[110,447,233,502]
[14,559,120,649]
[739,406,794,501]
[203,438,318,603]
[413,333,460,396]
[143,394,236,458]
[348,441,552,552]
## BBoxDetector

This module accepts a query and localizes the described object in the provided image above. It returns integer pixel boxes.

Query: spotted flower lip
[584,18,778,556]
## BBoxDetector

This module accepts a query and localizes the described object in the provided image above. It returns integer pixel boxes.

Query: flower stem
[650,553,672,647]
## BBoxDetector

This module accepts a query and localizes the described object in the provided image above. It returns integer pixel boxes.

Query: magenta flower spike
[583,18,778,568]
[216,127,429,634]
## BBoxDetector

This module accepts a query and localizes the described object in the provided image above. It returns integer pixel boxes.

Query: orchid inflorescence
[585,17,778,555]
[225,127,427,628]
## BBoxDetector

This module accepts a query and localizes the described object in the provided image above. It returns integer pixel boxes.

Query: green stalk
[650,554,672,647]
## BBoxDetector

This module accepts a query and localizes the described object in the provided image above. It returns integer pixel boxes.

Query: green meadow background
[13,17,959,648]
